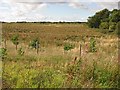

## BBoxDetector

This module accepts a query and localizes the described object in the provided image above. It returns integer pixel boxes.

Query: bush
[116,21,120,30]
[115,22,120,36]
[11,35,19,50]
[109,22,117,32]
[0,48,7,59]
[29,38,40,49]
[99,22,109,29]
[89,37,97,52]
[64,43,75,51]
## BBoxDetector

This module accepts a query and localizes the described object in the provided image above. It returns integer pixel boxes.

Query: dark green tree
[109,9,120,22]
[88,16,101,28]
[88,8,120,33]
[88,9,110,28]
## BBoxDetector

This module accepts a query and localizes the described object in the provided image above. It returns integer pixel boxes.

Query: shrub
[64,43,75,51]
[29,38,40,54]
[109,22,117,32]
[115,22,120,35]
[11,35,19,50]
[65,59,82,87]
[89,37,97,52]
[0,48,7,59]
[29,38,40,49]
[99,22,109,29]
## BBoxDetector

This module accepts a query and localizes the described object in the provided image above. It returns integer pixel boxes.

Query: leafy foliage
[64,43,75,51]
[88,9,110,28]
[11,35,19,45]
[89,37,97,52]
[29,38,40,49]
[0,48,7,59]
[109,9,120,22]
[88,9,120,34]
[99,22,109,29]
[88,16,101,28]
[109,22,117,32]
[11,35,19,50]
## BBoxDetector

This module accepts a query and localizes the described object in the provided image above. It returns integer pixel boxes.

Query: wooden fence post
[36,41,39,54]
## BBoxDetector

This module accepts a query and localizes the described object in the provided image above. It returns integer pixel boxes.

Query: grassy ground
[1,23,119,88]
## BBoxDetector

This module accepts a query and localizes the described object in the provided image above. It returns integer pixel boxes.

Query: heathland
[1,22,119,88]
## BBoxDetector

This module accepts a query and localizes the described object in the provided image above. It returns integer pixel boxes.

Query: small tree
[11,35,19,50]
[89,37,97,52]
[29,38,40,54]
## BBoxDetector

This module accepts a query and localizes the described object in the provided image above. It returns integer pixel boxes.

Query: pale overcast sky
[0,0,119,22]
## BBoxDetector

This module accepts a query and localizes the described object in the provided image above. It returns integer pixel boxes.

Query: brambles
[11,34,19,50]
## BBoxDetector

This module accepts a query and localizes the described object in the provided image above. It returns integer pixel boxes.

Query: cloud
[90,0,119,10]
[6,0,47,16]
[91,0,119,2]
[69,2,88,9]
[12,0,88,10]
[98,2,118,10]
[0,0,119,22]
[0,0,47,22]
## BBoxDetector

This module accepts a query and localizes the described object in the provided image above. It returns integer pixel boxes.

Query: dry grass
[1,23,119,88]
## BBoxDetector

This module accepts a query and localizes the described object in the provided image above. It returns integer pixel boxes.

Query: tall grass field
[1,23,119,88]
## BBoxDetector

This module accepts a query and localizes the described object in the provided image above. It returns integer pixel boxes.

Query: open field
[1,23,119,88]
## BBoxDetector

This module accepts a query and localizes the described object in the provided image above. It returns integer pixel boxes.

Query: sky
[0,0,119,22]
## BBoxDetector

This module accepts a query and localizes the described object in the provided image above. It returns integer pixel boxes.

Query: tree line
[87,9,120,34]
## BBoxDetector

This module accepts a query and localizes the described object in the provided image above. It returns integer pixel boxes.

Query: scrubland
[1,23,119,88]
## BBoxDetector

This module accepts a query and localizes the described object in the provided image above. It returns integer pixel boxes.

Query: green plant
[11,34,19,50]
[99,22,109,29]
[109,22,116,32]
[29,38,40,54]
[65,59,82,87]
[18,47,24,56]
[0,48,7,59]
[64,43,75,51]
[89,37,97,52]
